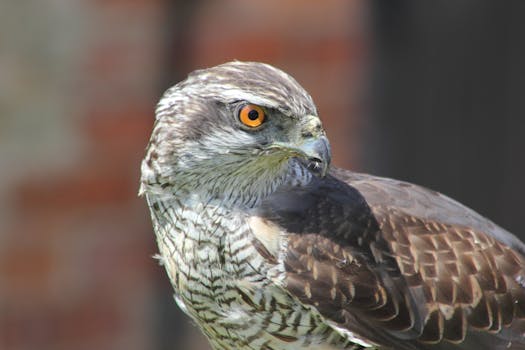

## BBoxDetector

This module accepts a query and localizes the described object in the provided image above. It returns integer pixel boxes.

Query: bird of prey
[140,61,525,350]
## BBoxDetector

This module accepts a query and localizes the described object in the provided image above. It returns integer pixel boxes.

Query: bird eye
[239,104,265,128]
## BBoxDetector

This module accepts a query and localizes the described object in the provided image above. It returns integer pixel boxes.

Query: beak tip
[301,136,331,177]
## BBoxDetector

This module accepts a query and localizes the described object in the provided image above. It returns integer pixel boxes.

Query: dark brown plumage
[255,168,525,349]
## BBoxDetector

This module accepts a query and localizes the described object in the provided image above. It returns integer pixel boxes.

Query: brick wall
[1,1,164,349]
[0,1,368,349]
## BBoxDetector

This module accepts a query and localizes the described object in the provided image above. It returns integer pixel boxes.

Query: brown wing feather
[345,171,525,349]
[370,205,525,345]
[255,168,525,350]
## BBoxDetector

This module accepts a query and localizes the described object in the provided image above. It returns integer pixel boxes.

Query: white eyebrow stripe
[217,89,281,108]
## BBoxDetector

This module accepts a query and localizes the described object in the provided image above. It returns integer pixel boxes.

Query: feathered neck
[141,156,313,209]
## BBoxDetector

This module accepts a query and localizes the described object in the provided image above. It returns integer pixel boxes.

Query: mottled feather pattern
[147,189,366,350]
[141,61,525,350]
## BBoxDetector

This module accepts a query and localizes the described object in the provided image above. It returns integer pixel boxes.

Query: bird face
[142,61,331,200]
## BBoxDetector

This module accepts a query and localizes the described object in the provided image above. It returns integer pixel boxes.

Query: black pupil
[247,109,259,120]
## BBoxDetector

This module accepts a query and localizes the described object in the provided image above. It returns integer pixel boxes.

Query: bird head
[140,61,331,203]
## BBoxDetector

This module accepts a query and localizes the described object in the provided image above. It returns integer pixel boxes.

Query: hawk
[140,61,525,350]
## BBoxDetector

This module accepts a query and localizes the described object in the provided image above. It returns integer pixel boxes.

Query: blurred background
[1,1,524,349]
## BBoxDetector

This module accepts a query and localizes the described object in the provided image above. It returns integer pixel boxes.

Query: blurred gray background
[1,1,524,349]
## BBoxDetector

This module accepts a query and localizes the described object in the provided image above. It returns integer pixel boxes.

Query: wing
[250,168,525,350]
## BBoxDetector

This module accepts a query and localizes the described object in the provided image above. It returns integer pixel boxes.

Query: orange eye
[239,104,265,128]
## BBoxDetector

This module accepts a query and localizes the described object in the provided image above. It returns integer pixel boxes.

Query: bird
[139,61,525,350]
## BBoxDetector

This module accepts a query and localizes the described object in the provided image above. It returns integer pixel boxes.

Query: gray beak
[298,135,331,177]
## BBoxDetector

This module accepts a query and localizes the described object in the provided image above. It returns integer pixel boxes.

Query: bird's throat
[167,156,313,209]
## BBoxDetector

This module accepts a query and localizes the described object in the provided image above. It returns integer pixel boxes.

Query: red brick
[13,165,138,215]
[55,297,123,345]
[81,105,153,157]
[0,244,54,297]
[191,35,286,66]
[0,299,124,350]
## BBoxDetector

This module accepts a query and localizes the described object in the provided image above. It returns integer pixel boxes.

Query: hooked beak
[267,135,331,177]
[297,135,331,177]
